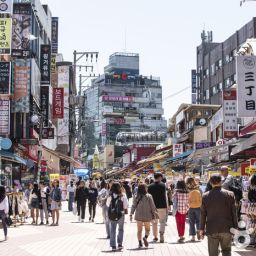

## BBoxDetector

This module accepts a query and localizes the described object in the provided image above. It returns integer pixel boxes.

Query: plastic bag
[72,203,77,215]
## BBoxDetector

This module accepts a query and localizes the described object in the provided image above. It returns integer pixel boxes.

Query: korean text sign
[0,17,12,54]
[52,87,64,119]
[40,44,51,84]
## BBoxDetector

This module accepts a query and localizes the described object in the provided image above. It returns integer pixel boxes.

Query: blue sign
[0,138,12,150]
[74,168,90,179]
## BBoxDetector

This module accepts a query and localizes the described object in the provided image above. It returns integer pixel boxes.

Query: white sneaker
[78,216,81,222]
[81,219,84,223]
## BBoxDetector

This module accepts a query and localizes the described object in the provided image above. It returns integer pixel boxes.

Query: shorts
[51,200,61,210]
[31,198,40,209]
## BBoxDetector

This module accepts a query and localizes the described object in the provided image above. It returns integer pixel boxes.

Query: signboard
[0,100,9,135]
[12,4,31,57]
[195,142,215,150]
[173,144,183,157]
[0,62,10,94]
[49,173,60,181]
[40,86,49,126]
[103,105,113,113]
[223,90,238,138]
[52,87,64,118]
[27,145,38,162]
[51,17,58,54]
[40,44,51,84]
[11,59,30,113]
[102,95,133,102]
[42,128,54,139]
[0,17,11,54]
[51,55,56,73]
[237,56,256,117]
[191,69,197,104]
[250,158,256,167]
[210,108,223,131]
[0,0,13,14]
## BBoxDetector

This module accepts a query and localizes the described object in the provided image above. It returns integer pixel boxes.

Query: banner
[51,55,56,73]
[0,62,10,94]
[191,69,197,104]
[0,17,11,54]
[0,99,10,135]
[31,59,40,106]
[52,87,64,119]
[11,59,30,113]
[223,90,238,138]
[173,144,183,157]
[12,4,31,57]
[237,56,256,117]
[57,65,70,145]
[40,86,49,126]
[0,0,13,14]
[40,44,51,84]
[51,17,58,54]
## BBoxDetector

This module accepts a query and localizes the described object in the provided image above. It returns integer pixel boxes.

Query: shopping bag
[72,203,77,215]
[6,216,13,227]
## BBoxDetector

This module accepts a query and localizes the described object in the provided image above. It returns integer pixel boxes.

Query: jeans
[77,200,86,220]
[68,192,74,211]
[208,233,232,256]
[188,208,200,236]
[0,210,7,237]
[89,201,96,219]
[40,198,49,223]
[175,211,186,237]
[110,215,125,247]
[152,208,167,237]
[137,221,150,241]
[102,205,110,237]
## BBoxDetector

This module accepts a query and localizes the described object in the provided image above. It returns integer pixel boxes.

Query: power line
[163,86,190,101]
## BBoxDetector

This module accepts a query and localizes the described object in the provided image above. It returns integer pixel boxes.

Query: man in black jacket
[148,172,168,243]
[199,174,238,256]
[75,180,89,222]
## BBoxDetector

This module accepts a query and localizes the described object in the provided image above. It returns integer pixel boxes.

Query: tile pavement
[0,202,255,256]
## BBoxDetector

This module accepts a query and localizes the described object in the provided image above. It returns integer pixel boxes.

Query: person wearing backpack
[107,182,128,251]
[130,183,158,248]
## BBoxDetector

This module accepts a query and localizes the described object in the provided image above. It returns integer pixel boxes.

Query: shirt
[173,191,189,214]
[0,196,9,214]
[67,185,75,193]
[188,190,202,208]
[222,175,233,190]
[148,182,167,209]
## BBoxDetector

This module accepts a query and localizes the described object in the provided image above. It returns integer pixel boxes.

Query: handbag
[6,216,13,227]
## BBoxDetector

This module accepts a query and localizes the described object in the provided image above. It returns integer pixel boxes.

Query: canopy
[164,150,193,165]
[0,150,27,165]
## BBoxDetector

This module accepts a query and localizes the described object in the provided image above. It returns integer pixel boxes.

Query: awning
[239,120,256,136]
[0,150,27,165]
[231,134,256,155]
[164,150,193,165]
[137,151,170,165]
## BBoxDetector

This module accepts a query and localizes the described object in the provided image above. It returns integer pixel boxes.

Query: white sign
[237,56,256,117]
[0,0,12,14]
[210,108,223,131]
[103,105,113,114]
[173,144,183,157]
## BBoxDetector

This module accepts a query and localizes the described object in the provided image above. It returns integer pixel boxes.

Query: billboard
[0,99,10,135]
[51,17,58,54]
[40,86,49,127]
[11,59,30,113]
[12,4,31,57]
[52,87,64,119]
[0,17,12,54]
[0,62,10,94]
[40,44,51,84]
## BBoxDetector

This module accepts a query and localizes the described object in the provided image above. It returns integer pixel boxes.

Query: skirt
[51,200,61,210]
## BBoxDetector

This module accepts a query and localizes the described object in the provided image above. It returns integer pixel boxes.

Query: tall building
[196,18,256,105]
[83,52,167,152]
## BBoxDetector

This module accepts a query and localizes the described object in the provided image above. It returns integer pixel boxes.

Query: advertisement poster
[40,44,51,84]
[51,17,58,54]
[12,4,31,57]
[0,100,10,135]
[0,62,10,94]
[173,144,183,157]
[11,59,30,113]
[52,87,64,119]
[0,17,12,54]
[40,86,49,126]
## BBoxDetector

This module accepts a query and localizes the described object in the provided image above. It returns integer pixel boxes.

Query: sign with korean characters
[237,56,256,117]
[0,61,10,94]
[52,87,64,119]
[40,86,49,126]
[51,17,58,54]
[173,144,183,157]
[0,99,10,135]
[40,45,51,84]
[223,90,238,138]
[0,17,11,54]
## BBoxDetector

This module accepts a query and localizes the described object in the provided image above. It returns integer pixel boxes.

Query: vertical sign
[223,90,238,138]
[0,0,13,14]
[191,69,197,104]
[0,62,10,94]
[52,87,64,119]
[237,56,256,117]
[11,59,30,113]
[57,65,70,145]
[0,17,12,54]
[0,100,10,135]
[173,144,183,157]
[40,45,51,84]
[12,4,31,57]
[40,86,49,127]
[51,17,58,54]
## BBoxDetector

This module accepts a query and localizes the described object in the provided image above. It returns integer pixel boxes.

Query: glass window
[211,64,215,75]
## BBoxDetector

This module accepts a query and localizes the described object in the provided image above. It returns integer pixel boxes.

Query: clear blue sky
[42,0,256,121]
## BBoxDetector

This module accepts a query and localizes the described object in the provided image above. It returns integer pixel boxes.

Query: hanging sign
[52,87,64,119]
[0,17,11,54]
[40,44,51,84]
[40,86,49,127]
[0,62,10,94]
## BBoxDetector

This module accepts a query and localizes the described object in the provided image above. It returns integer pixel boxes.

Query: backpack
[229,179,242,202]
[108,195,124,221]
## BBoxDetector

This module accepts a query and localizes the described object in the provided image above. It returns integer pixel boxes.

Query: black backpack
[108,195,124,221]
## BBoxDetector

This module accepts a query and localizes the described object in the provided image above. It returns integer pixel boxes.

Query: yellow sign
[0,18,11,54]
[245,167,251,175]
[229,171,241,177]
[50,173,60,181]
[246,167,256,174]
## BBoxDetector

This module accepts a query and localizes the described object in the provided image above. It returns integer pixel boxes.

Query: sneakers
[178,237,185,243]
[138,240,143,248]
[81,219,84,223]
[78,216,81,222]
[118,245,123,250]
[160,233,164,243]
[143,237,149,247]
[153,237,158,243]
[196,230,201,240]
[112,246,116,251]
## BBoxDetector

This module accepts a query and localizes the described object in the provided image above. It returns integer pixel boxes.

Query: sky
[42,0,256,121]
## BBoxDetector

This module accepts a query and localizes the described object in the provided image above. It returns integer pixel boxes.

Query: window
[211,63,216,76]
[224,77,231,88]
[206,89,209,100]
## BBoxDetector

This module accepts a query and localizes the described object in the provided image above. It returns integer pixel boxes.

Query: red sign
[27,145,38,162]
[102,95,133,102]
[52,88,64,118]
[239,121,256,136]
[241,162,250,176]
[250,158,256,167]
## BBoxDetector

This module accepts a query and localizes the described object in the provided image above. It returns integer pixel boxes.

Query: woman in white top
[67,181,75,211]
[0,185,9,240]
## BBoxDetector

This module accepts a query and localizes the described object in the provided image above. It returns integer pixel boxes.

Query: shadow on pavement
[126,248,154,251]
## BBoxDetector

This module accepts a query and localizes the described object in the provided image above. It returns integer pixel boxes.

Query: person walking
[173,180,189,243]
[123,181,132,202]
[29,183,41,225]
[39,182,49,225]
[199,174,238,256]
[148,172,168,243]
[67,181,75,212]
[186,177,202,241]
[107,182,128,251]
[0,186,9,241]
[88,181,98,222]
[75,180,88,222]
[130,183,158,248]
[220,166,234,190]
[50,180,62,226]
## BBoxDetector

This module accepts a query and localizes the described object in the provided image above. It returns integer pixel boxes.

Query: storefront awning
[231,134,256,155]
[164,150,193,165]
[239,120,256,136]
[0,150,27,165]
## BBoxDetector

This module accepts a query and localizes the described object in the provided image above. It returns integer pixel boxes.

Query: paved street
[0,202,255,256]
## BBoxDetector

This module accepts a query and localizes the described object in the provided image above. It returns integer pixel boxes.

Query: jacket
[130,193,158,222]
[148,182,167,209]
[75,187,89,203]
[200,187,238,235]
[188,189,202,208]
